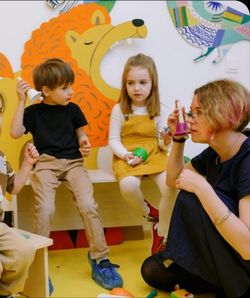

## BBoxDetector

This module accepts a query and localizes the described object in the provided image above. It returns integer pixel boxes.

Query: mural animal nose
[132,19,144,27]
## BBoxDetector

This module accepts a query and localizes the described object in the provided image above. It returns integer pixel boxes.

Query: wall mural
[0,2,147,172]
[167,0,250,63]
[0,0,249,173]
[46,0,116,13]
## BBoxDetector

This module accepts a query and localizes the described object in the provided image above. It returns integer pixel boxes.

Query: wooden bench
[10,146,162,240]
[11,228,53,298]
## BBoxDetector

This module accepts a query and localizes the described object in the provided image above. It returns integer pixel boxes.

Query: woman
[141,79,250,297]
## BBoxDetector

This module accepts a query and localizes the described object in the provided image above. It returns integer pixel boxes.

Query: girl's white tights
[119,172,178,237]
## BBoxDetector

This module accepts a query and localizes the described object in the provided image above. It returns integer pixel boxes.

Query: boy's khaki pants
[31,154,109,260]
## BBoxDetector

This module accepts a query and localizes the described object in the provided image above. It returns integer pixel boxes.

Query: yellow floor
[48,232,167,297]
[48,230,214,298]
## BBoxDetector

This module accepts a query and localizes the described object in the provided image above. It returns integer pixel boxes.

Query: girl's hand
[80,139,91,157]
[175,169,208,195]
[124,153,143,167]
[23,143,39,165]
[160,128,172,146]
[16,78,31,103]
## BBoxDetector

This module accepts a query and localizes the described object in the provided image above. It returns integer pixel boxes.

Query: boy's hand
[17,77,31,103]
[80,139,91,157]
[23,143,39,165]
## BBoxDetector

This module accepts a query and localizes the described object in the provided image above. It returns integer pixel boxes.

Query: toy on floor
[97,287,134,297]
[127,147,148,165]
[146,289,158,298]
[97,294,126,298]
[170,284,194,298]
[174,101,189,136]
[97,288,158,298]
[97,294,128,298]
[110,287,134,297]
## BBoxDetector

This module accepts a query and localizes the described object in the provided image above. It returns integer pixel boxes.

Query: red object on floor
[49,231,75,250]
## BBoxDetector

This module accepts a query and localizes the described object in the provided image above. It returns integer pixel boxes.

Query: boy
[0,93,38,297]
[11,58,123,290]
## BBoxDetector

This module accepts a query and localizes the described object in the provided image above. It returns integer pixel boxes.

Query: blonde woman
[141,79,250,298]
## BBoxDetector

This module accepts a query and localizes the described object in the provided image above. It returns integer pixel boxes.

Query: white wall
[0,0,249,158]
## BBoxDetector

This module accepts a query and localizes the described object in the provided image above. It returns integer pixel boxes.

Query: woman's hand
[175,169,208,195]
[167,99,188,137]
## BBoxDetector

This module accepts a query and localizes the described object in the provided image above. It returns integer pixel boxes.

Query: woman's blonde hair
[119,53,160,118]
[195,79,250,132]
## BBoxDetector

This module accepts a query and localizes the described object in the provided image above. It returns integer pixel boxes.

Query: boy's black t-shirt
[24,102,88,159]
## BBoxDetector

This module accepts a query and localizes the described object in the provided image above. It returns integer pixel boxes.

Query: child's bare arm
[11,78,29,138]
[11,143,39,194]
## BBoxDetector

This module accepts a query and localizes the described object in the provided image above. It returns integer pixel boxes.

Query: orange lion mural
[0,3,147,171]
[21,3,147,146]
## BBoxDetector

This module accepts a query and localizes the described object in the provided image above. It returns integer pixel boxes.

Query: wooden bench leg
[22,247,50,298]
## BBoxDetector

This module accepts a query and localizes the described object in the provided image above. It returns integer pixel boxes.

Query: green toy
[133,147,148,161]
[146,289,158,298]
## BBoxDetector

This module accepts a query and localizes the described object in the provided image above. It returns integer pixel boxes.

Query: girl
[141,79,250,297]
[108,53,177,254]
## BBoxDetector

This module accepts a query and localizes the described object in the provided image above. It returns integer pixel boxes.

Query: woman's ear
[207,131,215,141]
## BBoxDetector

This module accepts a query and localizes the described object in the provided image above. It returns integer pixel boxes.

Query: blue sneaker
[49,276,54,296]
[88,252,123,290]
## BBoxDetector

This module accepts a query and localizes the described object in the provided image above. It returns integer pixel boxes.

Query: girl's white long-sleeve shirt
[108,103,170,159]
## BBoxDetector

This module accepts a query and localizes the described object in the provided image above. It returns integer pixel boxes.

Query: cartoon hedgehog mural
[167,0,250,63]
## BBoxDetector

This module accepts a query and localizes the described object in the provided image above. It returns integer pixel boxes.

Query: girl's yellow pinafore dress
[113,114,167,181]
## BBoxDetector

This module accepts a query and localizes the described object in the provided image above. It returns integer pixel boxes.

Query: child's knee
[19,239,36,260]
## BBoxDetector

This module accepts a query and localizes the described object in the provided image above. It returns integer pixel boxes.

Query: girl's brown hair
[119,53,160,118]
[195,79,250,132]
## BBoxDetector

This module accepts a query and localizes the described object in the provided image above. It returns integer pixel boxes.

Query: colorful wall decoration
[167,0,250,63]
[46,0,116,13]
[0,0,249,173]
[0,2,147,171]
